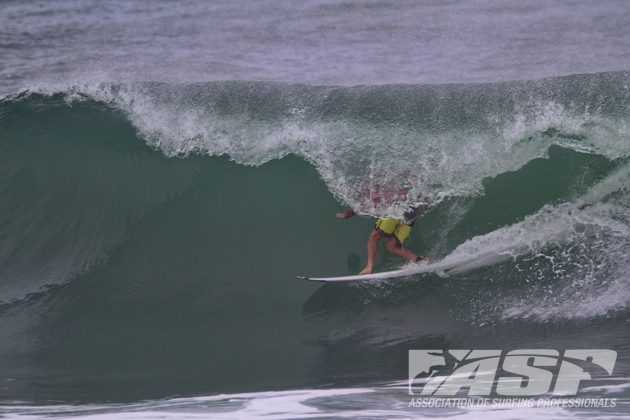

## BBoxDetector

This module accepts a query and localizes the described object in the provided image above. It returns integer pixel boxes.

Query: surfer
[336,205,428,275]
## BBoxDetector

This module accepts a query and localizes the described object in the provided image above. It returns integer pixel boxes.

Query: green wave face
[1,73,629,402]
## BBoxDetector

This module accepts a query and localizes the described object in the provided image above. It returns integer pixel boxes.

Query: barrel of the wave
[300,172,440,281]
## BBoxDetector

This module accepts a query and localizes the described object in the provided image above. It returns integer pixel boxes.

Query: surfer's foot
[416,256,429,265]
[359,266,373,275]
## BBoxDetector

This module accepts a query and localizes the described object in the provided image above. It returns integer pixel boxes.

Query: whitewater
[2,0,630,418]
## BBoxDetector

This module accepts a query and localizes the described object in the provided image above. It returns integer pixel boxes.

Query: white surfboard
[298,260,454,282]
[298,251,510,282]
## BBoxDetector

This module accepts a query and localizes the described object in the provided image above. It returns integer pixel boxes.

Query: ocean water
[1,1,630,419]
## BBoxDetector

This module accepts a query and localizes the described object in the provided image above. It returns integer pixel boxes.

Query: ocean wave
[1,71,629,321]
[5,71,630,218]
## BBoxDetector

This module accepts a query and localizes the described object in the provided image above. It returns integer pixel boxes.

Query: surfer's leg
[385,237,418,261]
[359,228,380,275]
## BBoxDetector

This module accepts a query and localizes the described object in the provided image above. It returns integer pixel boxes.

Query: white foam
[11,79,630,220]
[2,384,627,419]
[434,164,630,321]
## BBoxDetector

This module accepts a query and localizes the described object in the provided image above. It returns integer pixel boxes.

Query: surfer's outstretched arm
[336,208,356,219]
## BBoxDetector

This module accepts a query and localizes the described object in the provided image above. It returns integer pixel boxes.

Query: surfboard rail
[298,261,451,282]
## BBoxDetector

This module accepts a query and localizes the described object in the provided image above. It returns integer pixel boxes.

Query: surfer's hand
[336,208,356,219]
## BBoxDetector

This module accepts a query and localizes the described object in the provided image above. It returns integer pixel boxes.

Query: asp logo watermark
[408,349,616,396]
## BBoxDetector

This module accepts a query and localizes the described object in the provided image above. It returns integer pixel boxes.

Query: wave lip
[7,71,630,219]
